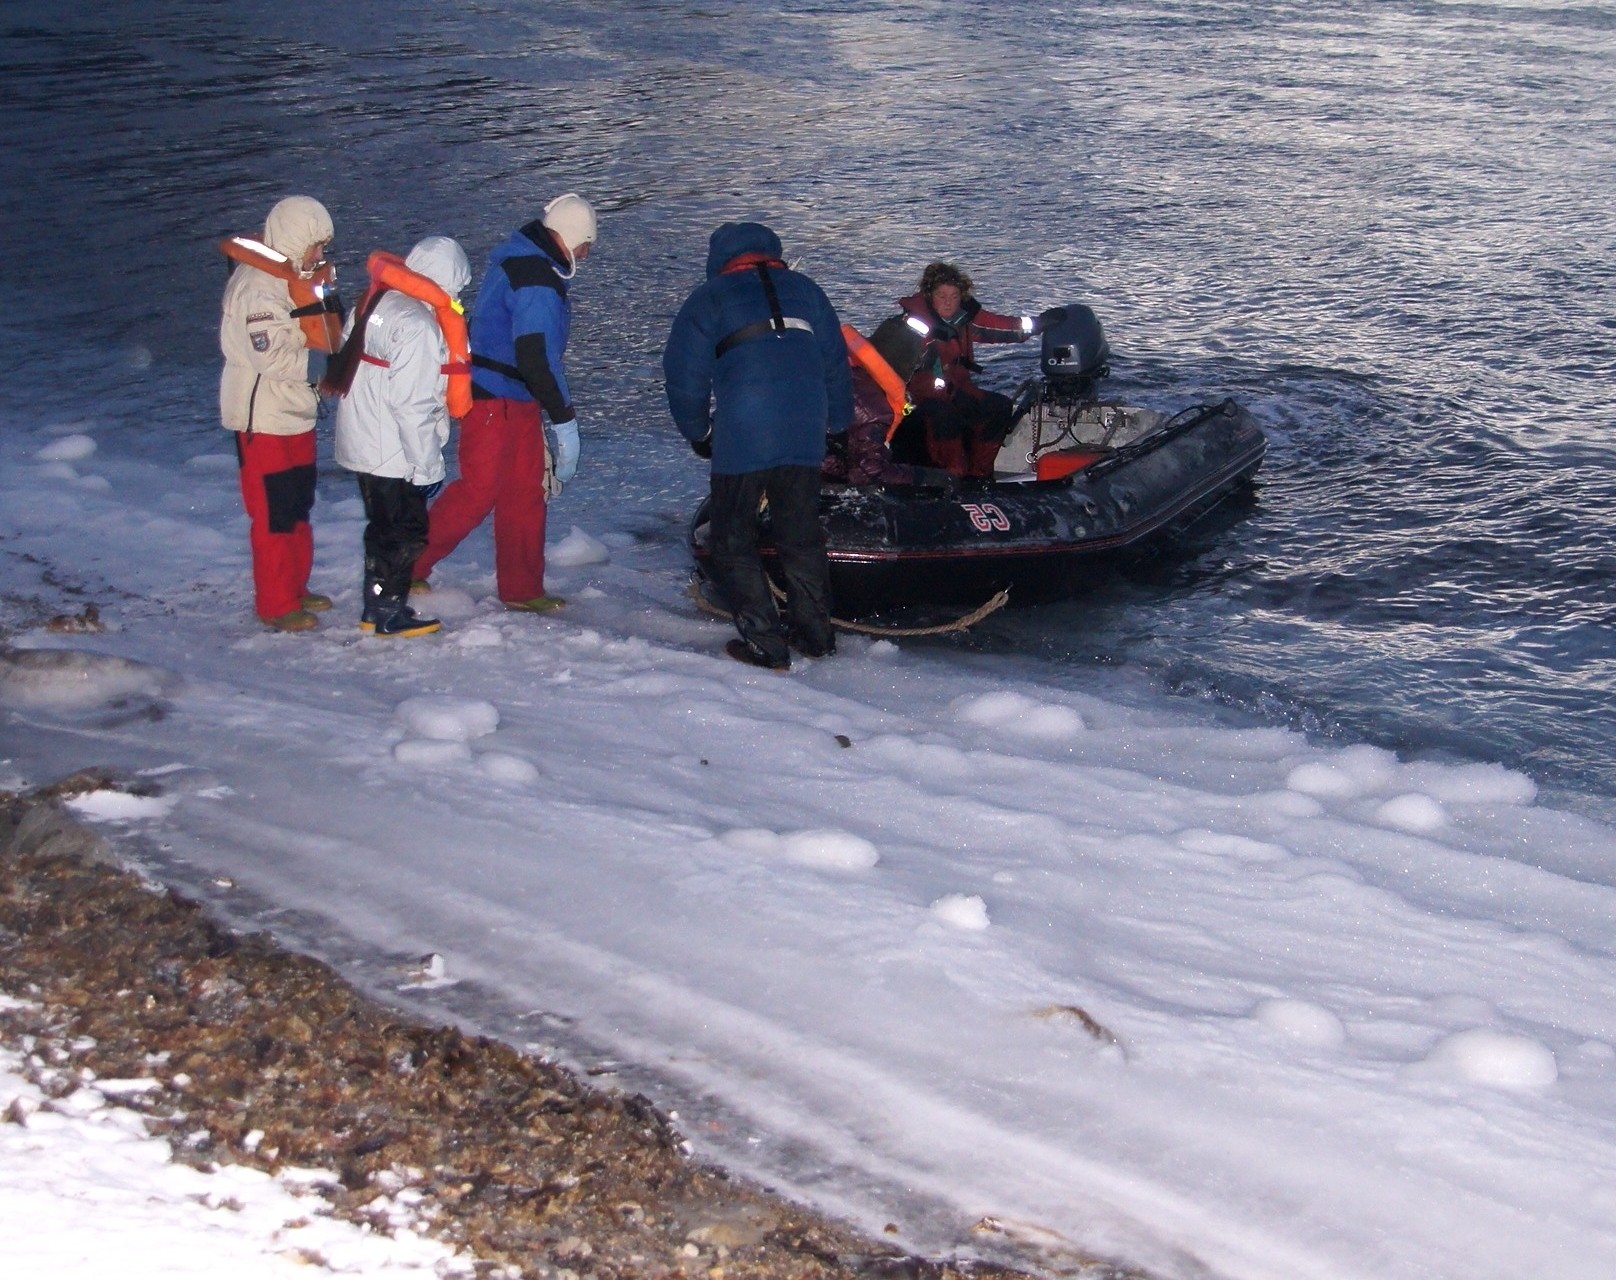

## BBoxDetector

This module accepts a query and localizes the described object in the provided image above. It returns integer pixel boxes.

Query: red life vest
[718,251,786,275]
[218,236,343,352]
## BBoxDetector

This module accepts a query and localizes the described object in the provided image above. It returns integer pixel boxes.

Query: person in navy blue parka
[664,222,852,670]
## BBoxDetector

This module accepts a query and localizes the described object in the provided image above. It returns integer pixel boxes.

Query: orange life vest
[840,323,910,440]
[361,251,473,419]
[321,253,473,417]
[218,235,344,352]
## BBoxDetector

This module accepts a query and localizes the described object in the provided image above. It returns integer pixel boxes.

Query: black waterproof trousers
[708,465,833,664]
[356,473,431,616]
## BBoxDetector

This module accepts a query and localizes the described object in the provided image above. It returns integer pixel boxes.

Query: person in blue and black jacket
[412,194,596,612]
[664,222,853,671]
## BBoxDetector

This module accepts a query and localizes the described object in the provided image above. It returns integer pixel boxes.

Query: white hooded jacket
[219,195,335,437]
[333,236,472,485]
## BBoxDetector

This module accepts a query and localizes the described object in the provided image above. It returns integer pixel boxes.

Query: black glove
[690,431,713,460]
[824,431,848,463]
[1032,306,1068,335]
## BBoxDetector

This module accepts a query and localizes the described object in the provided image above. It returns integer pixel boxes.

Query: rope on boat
[825,586,1011,636]
[686,577,1010,637]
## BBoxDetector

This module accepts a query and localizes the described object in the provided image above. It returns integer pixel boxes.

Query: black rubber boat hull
[690,399,1266,616]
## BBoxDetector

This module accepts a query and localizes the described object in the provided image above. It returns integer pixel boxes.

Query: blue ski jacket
[663,222,851,476]
[466,220,575,425]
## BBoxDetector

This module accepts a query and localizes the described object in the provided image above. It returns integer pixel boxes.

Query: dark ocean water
[3,0,1614,812]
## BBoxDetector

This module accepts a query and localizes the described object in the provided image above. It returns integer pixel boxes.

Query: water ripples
[3,0,1615,808]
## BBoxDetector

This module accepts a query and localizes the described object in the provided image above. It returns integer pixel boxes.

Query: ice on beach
[1376,793,1447,831]
[1177,829,1290,862]
[454,624,506,649]
[477,751,541,785]
[957,690,1085,738]
[419,585,480,619]
[548,525,611,567]
[392,738,473,768]
[1412,1027,1560,1089]
[719,827,881,872]
[0,648,175,713]
[1407,761,1539,806]
[65,789,180,824]
[929,893,991,930]
[1252,998,1347,1049]
[395,696,500,742]
[1285,744,1397,798]
[400,952,457,989]
[10,395,1616,1280]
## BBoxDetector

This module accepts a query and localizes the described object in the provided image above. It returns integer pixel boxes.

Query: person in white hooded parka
[332,235,472,637]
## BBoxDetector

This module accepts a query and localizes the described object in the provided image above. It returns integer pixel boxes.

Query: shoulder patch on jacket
[250,330,270,352]
[500,253,563,292]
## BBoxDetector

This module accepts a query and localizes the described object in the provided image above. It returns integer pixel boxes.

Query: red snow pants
[235,429,316,620]
[412,397,549,603]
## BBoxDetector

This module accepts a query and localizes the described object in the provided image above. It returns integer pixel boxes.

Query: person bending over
[664,221,852,671]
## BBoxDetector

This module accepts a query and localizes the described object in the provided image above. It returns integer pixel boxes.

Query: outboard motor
[1040,303,1110,390]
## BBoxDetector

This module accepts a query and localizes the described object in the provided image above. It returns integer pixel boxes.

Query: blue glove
[553,418,580,484]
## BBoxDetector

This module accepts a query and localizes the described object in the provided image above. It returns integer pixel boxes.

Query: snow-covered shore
[3,418,1615,1280]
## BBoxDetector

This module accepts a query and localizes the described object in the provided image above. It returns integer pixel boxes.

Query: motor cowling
[1040,303,1110,387]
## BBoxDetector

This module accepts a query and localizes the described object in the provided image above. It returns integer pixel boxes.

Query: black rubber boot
[362,597,441,638]
[789,631,836,659]
[725,638,789,671]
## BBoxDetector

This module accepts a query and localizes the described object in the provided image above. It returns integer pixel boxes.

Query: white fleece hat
[541,193,597,252]
[263,195,334,260]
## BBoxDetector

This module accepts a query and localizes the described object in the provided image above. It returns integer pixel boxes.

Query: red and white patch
[960,502,1010,532]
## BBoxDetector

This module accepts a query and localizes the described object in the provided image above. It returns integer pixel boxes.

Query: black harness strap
[715,319,774,358]
[755,262,785,331]
[471,352,524,380]
[714,263,812,358]
[289,293,344,319]
[468,352,525,400]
